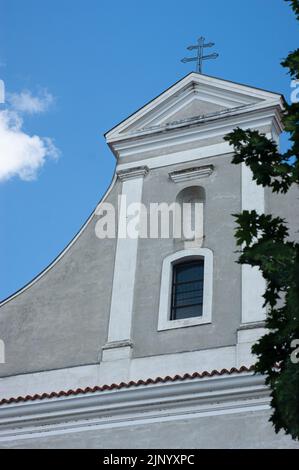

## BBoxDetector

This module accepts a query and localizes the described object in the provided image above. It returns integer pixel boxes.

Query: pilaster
[102,166,148,362]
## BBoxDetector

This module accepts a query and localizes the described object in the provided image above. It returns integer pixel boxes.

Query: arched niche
[174,186,205,246]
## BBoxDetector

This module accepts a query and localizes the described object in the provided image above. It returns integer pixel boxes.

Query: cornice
[111,102,283,147]
[0,371,268,442]
[111,106,282,162]
[169,165,214,183]
[117,165,149,181]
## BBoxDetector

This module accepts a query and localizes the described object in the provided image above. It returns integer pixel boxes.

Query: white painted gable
[105,73,283,143]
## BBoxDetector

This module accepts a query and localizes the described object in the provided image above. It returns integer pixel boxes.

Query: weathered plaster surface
[132,153,241,357]
[0,182,121,377]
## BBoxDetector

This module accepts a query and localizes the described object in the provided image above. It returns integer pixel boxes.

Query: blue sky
[0,0,298,300]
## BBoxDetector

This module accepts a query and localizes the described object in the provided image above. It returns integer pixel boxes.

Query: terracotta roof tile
[0,365,255,407]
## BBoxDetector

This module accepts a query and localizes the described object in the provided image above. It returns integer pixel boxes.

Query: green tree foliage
[224,0,299,440]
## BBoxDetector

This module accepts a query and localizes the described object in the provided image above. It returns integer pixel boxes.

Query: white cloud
[0,90,59,182]
[7,89,54,114]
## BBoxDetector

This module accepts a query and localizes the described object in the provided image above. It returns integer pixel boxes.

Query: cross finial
[181,36,219,74]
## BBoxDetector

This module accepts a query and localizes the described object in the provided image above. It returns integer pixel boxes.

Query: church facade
[0,73,298,449]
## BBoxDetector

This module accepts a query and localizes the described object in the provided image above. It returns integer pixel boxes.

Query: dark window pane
[173,304,203,319]
[171,259,204,320]
[175,263,204,283]
[175,281,203,295]
[175,294,203,307]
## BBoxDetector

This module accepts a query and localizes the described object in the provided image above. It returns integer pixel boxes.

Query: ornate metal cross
[181,37,219,74]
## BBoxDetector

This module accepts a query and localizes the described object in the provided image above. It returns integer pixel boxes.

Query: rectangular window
[170,260,204,320]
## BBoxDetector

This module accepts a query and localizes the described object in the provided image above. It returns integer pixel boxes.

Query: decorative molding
[0,345,240,402]
[117,142,231,172]
[105,73,283,144]
[0,366,255,406]
[117,165,149,181]
[102,340,133,361]
[169,165,214,183]
[238,321,266,331]
[112,108,282,162]
[102,340,133,350]
[0,372,268,443]
[132,104,250,135]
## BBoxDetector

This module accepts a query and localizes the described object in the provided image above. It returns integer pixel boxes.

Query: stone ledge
[169,165,214,183]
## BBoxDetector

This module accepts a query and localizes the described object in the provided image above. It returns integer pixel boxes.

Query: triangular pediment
[160,99,226,123]
[105,73,283,143]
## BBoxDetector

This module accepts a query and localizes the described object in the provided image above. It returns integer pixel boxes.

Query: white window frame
[158,248,213,331]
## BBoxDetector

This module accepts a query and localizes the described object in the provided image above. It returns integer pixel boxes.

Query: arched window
[158,248,213,331]
[171,259,204,320]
